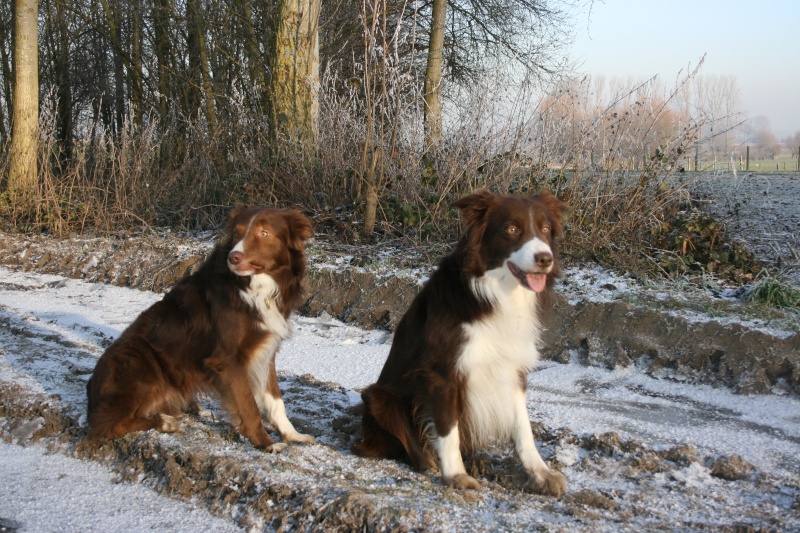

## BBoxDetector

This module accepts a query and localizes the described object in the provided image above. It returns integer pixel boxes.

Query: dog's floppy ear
[282,209,314,249]
[451,190,497,228]
[224,205,251,239]
[452,190,497,275]
[537,190,568,238]
[229,204,253,221]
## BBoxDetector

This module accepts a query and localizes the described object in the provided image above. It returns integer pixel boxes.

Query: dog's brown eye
[261,230,270,237]
[542,225,550,233]
[506,225,519,235]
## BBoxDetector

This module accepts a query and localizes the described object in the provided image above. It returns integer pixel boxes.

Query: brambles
[648,209,761,283]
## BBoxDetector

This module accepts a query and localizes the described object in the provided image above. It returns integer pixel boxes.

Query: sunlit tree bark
[7,0,38,200]
[270,0,320,157]
[423,0,446,155]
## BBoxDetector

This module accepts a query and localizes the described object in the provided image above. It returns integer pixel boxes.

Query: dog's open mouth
[507,261,547,292]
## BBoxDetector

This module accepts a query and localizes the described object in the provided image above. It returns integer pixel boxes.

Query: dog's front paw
[526,468,567,498]
[156,414,180,433]
[443,473,481,490]
[283,431,316,444]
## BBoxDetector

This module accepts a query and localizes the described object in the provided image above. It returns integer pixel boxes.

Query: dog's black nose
[228,251,243,265]
[535,253,552,269]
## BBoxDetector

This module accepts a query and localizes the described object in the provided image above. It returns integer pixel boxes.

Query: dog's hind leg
[352,385,410,461]
[356,384,434,470]
[117,413,180,435]
[89,406,180,439]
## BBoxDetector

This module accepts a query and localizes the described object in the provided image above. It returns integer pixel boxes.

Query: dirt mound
[2,367,795,532]
[1,230,797,395]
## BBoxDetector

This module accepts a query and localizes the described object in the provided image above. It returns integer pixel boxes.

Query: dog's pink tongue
[526,273,547,292]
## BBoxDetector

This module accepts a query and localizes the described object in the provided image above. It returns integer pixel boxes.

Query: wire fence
[692,159,799,172]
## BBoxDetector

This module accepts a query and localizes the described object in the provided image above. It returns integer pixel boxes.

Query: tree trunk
[423,0,447,156]
[362,145,382,235]
[236,0,269,115]
[98,0,125,134]
[186,0,216,130]
[54,0,72,156]
[112,4,124,134]
[185,0,202,119]
[131,0,142,126]
[270,0,320,159]
[0,89,6,148]
[8,0,38,201]
[152,0,172,120]
[0,4,11,146]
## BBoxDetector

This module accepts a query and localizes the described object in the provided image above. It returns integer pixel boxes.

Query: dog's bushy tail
[351,384,432,470]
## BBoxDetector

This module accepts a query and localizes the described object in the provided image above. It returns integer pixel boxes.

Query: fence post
[746,146,750,172]
[797,146,799,171]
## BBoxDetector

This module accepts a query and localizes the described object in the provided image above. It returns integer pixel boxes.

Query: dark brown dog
[86,207,314,451]
[353,191,568,495]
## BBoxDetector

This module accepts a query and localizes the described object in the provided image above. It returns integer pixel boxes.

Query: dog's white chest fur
[240,273,291,407]
[239,273,290,339]
[458,269,544,446]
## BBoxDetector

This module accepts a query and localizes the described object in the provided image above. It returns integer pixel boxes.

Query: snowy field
[1,265,799,531]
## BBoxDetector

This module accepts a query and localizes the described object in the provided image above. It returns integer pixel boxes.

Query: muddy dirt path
[1,269,799,532]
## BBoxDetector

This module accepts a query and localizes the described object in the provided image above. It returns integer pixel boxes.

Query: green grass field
[695,157,799,172]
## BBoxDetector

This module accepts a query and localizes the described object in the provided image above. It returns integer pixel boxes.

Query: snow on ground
[1,265,799,531]
[0,441,243,533]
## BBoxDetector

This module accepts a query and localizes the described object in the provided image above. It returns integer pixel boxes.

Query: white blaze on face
[228,216,258,276]
[508,236,552,272]
[506,236,552,292]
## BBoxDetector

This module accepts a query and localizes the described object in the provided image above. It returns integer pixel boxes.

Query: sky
[570,0,800,138]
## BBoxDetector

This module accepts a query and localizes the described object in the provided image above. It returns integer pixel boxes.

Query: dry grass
[0,64,759,285]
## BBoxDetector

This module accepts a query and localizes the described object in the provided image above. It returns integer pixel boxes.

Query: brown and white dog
[353,190,568,495]
[86,207,315,452]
